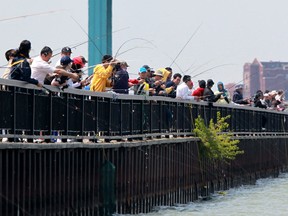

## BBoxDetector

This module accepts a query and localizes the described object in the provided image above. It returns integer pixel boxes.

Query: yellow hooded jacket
[158,68,171,83]
[90,64,114,92]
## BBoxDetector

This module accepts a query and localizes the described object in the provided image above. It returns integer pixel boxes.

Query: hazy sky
[1,0,288,86]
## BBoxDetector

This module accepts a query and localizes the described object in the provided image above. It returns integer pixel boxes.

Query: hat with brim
[153,70,163,77]
[120,61,129,67]
[269,90,277,95]
[61,46,72,53]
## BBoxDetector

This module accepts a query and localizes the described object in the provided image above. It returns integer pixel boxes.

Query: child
[51,56,73,88]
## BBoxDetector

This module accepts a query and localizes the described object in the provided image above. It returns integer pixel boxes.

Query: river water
[127,172,288,216]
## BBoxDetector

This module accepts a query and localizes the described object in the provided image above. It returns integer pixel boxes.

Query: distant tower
[243,59,288,97]
[88,0,112,75]
[243,58,261,97]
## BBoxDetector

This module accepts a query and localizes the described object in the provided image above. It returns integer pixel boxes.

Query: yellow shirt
[90,64,113,92]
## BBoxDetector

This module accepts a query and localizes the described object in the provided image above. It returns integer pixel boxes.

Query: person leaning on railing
[89,55,117,92]
[232,84,251,105]
[31,46,78,85]
[192,80,206,101]
[2,49,16,79]
[165,73,182,98]
[112,61,130,94]
[203,79,222,103]
[149,70,166,96]
[9,40,41,87]
[176,75,195,100]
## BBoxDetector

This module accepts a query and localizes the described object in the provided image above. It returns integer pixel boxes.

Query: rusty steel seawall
[0,135,288,215]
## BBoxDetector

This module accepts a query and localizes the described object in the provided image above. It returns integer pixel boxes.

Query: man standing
[165,73,182,98]
[55,46,72,67]
[31,46,78,85]
[134,67,150,95]
[203,79,222,102]
[232,84,251,105]
[90,55,116,92]
[176,75,194,100]
[112,61,130,94]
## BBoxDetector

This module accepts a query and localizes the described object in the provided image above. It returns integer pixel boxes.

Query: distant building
[243,58,288,98]
[225,82,236,99]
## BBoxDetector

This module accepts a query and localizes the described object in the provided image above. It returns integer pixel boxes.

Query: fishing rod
[116,46,153,57]
[154,50,186,74]
[185,60,213,74]
[51,27,130,58]
[70,15,103,56]
[169,23,202,67]
[0,10,62,22]
[183,60,197,73]
[114,38,157,58]
[191,63,235,79]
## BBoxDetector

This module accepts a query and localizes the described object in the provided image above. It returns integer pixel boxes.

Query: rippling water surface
[122,173,288,216]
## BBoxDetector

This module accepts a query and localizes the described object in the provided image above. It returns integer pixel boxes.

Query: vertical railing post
[159,101,162,134]
[64,93,69,142]
[29,89,35,142]
[140,100,144,135]
[149,101,153,134]
[47,90,53,143]
[12,86,17,141]
[108,98,111,137]
[119,100,123,136]
[130,100,134,136]
[81,95,85,140]
[95,97,99,137]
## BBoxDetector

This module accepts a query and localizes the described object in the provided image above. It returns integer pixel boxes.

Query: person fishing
[9,40,41,87]
[203,79,222,102]
[214,81,230,104]
[232,84,251,105]
[90,54,118,92]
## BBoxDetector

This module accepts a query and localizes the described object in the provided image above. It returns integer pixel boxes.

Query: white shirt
[176,82,194,100]
[31,56,56,84]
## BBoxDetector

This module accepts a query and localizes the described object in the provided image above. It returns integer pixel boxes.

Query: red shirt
[192,87,205,96]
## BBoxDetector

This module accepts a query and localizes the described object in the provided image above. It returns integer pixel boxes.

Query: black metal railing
[1,78,288,141]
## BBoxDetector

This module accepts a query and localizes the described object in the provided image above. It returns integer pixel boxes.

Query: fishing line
[0,10,62,22]
[114,38,157,58]
[116,46,153,57]
[51,27,130,58]
[191,64,236,79]
[186,60,214,75]
[169,23,202,68]
[70,15,103,56]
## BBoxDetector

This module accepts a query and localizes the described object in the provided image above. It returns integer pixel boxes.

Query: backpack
[9,58,31,81]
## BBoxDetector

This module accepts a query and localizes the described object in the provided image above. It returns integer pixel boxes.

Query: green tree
[194,112,243,162]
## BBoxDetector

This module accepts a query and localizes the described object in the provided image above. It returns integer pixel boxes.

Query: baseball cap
[139,67,147,73]
[60,56,73,65]
[61,46,72,53]
[142,65,152,71]
[73,56,87,68]
[102,54,113,63]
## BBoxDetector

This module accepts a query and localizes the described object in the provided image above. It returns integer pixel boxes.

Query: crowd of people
[2,40,88,90]
[1,40,286,112]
